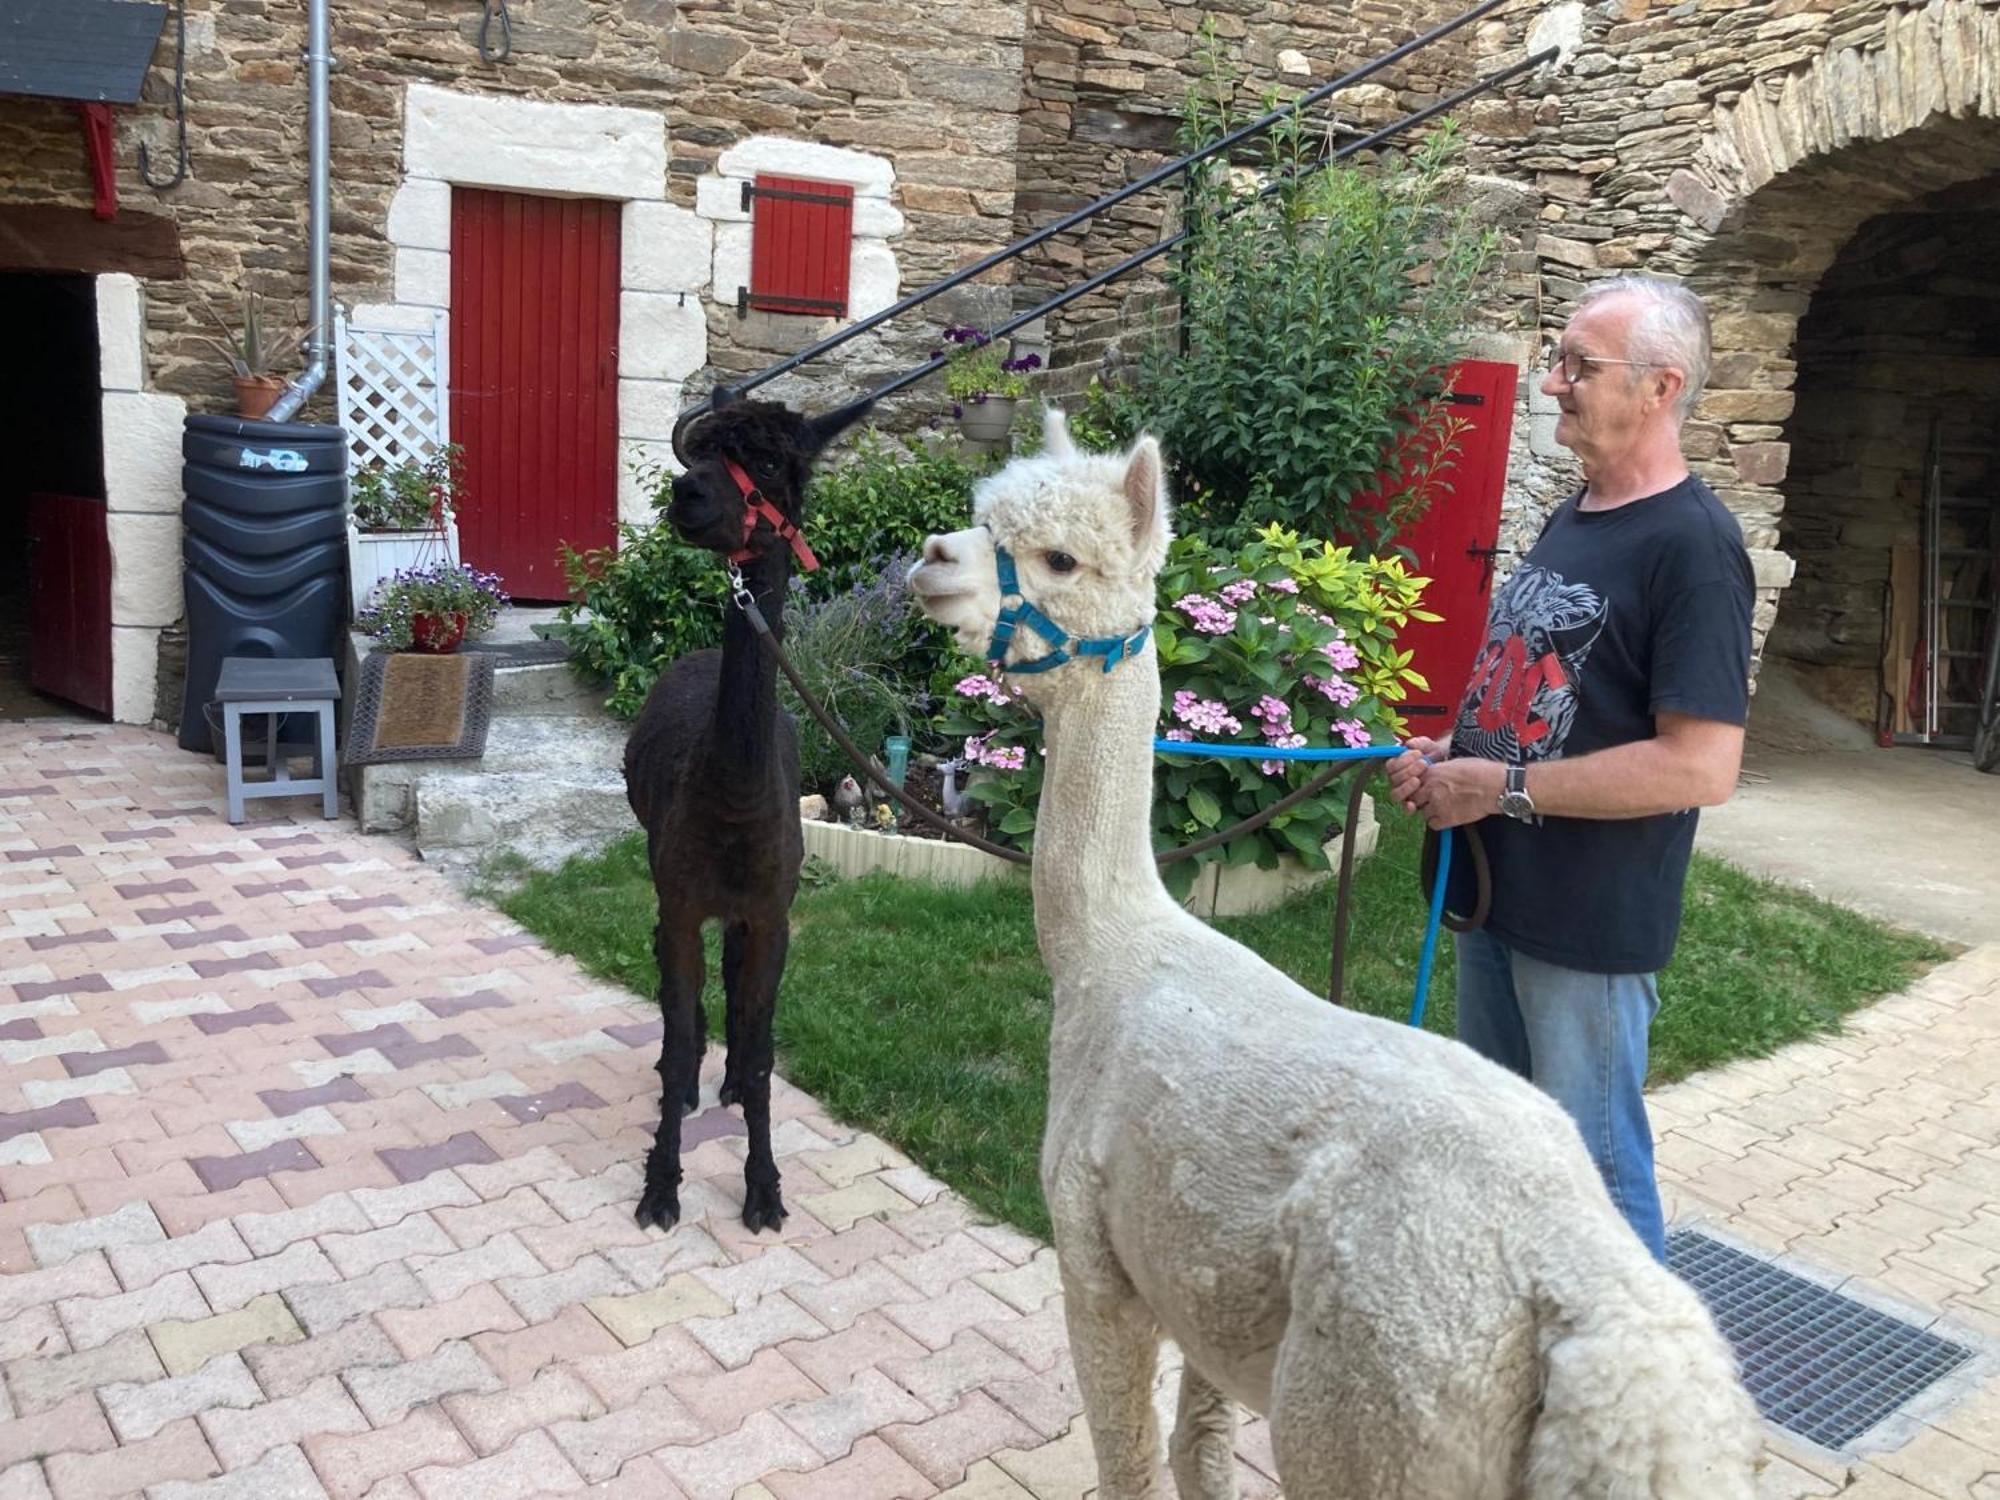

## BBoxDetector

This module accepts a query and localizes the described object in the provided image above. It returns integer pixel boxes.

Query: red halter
[724,458,818,572]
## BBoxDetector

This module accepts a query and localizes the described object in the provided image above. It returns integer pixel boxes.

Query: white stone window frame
[97,272,189,725]
[378,82,714,529]
[696,136,904,330]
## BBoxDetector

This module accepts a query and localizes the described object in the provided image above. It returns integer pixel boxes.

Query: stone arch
[1658,1,2000,673]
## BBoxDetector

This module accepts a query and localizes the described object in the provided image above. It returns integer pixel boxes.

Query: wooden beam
[0,204,185,277]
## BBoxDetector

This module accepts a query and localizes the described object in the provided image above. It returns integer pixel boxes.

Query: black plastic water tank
[176,413,350,752]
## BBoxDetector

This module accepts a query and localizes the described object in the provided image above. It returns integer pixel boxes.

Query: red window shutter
[746,173,854,317]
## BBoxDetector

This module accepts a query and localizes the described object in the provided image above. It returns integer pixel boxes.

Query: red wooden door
[450,189,621,601]
[1373,360,1519,729]
[27,492,112,715]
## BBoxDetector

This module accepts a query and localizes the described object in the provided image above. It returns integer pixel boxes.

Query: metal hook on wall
[139,0,190,191]
[478,0,513,63]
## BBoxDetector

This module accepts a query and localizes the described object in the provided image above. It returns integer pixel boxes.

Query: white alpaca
[908,410,1763,1500]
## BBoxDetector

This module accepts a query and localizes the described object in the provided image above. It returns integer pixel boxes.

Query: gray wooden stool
[214,657,341,824]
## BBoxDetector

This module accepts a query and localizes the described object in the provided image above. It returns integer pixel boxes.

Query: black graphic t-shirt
[1450,475,1754,974]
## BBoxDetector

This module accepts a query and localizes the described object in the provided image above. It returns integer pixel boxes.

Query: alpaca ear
[803,395,876,456]
[1122,434,1169,560]
[1042,404,1076,459]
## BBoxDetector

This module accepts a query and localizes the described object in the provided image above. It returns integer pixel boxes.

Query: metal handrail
[672,1,1547,453]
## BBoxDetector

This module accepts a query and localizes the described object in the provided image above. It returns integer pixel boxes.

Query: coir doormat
[344,651,497,765]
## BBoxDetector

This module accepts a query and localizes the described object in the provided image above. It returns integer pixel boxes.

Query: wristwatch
[1498,763,1537,822]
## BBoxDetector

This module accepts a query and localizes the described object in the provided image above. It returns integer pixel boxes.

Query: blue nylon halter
[986,545,1151,675]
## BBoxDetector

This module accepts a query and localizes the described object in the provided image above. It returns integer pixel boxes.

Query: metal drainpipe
[267,0,331,424]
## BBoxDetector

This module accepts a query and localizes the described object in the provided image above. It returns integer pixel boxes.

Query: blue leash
[1152,739,1450,1027]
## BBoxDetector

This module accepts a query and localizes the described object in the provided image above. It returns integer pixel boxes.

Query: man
[1387,274,1754,1261]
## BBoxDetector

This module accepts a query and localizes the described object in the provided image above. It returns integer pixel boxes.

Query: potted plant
[938,524,1435,911]
[356,560,508,655]
[199,293,312,420]
[939,326,1039,443]
[346,446,464,613]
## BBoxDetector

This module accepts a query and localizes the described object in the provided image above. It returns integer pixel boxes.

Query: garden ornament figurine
[906,406,1761,1499]
[623,393,872,1233]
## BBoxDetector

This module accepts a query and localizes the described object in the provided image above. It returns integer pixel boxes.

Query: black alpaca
[624,394,871,1232]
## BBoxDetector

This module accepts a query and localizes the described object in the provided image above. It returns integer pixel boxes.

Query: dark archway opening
[1766,176,2000,747]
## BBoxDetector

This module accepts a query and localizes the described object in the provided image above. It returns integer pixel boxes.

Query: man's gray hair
[1576,274,1712,423]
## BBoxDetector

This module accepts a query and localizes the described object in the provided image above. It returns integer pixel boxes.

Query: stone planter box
[798,792,1377,913]
[348,524,455,613]
[1181,794,1380,921]
[801,815,1021,889]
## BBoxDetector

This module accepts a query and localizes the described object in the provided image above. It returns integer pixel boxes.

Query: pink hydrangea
[1320,634,1362,673]
[1170,689,1242,736]
[1303,672,1361,709]
[1266,577,1300,594]
[964,732,1027,770]
[1219,578,1259,606]
[1174,593,1238,636]
[1332,718,1372,749]
[954,674,1013,705]
[1162,728,1193,742]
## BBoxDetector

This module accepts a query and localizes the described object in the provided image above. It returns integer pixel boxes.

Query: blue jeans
[1455,927,1667,1260]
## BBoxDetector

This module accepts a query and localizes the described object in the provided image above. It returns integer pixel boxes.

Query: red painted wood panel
[450,188,620,601]
[1387,359,1519,726]
[28,492,112,715]
[748,174,853,316]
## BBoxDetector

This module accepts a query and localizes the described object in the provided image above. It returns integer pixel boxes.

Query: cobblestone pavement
[1655,942,2000,1498]
[3,720,1998,1498]
[0,723,1277,1498]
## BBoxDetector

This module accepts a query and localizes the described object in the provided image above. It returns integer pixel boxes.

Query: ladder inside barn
[1901,417,2000,766]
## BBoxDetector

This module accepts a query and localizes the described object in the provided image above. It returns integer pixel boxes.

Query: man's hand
[1388,736,1443,815]
[1412,756,1505,830]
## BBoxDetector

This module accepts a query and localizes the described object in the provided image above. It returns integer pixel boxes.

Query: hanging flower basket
[956,396,1017,443]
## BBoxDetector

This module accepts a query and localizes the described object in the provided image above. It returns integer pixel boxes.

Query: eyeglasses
[1543,346,1657,384]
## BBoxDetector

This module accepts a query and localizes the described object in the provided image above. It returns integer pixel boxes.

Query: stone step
[414,766,634,874]
[353,712,630,839]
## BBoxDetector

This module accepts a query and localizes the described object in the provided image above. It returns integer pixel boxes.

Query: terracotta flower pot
[232,375,288,420]
[408,610,469,654]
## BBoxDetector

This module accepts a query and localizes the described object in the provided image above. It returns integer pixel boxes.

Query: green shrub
[557,434,992,720]
[937,524,1434,897]
[1104,45,1499,554]
[779,564,927,796]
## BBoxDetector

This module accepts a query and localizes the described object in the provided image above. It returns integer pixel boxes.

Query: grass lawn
[494,804,1949,1241]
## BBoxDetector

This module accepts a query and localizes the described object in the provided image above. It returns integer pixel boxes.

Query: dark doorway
[0,273,107,718]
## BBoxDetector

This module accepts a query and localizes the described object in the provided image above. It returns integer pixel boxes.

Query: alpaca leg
[718,921,748,1108]
[732,920,789,1232]
[1059,1263,1164,1499]
[637,913,705,1231]
[657,916,704,1116]
[1169,1363,1239,1500]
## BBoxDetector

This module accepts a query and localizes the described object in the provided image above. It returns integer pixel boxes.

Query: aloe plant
[199,292,311,380]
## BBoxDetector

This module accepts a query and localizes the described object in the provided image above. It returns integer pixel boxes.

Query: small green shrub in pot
[937,524,1435,896]
[939,326,1039,412]
[350,446,464,533]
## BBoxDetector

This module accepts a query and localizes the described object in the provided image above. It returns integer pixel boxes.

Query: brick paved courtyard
[2,719,1998,1498]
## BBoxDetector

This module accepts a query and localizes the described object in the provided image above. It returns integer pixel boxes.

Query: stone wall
[1461,0,2000,671]
[1767,198,2000,722]
[0,0,1032,420]
[1011,0,1479,380]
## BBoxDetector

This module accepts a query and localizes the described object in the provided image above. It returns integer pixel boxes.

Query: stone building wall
[0,0,1035,724]
[1010,0,1481,388]
[1458,0,2000,679]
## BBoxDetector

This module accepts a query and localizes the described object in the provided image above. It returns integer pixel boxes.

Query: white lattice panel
[334,309,449,472]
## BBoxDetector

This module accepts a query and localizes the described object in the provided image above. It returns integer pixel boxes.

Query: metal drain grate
[1668,1229,1976,1450]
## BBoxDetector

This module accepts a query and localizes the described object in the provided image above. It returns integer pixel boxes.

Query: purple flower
[1173,593,1237,636]
[1163,728,1193,742]
[1303,672,1361,709]
[1219,578,1258,606]
[1170,689,1242,736]
[1332,718,1372,749]
[1267,577,1300,594]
